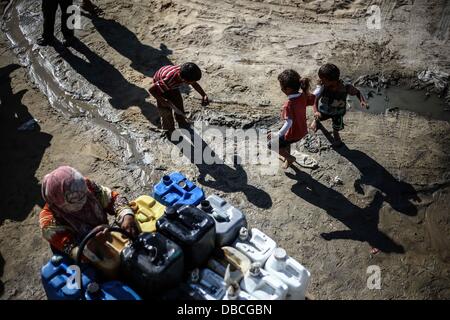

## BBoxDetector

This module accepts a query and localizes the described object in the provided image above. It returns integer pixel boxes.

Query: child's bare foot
[282,155,296,169]
[310,120,318,133]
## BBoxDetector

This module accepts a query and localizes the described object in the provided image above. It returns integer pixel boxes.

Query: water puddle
[349,86,450,122]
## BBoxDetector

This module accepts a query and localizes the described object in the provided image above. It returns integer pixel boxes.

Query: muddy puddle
[349,87,450,122]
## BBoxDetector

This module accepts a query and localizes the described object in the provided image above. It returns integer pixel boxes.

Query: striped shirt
[152,65,184,94]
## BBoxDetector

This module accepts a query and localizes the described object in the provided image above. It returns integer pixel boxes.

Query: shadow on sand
[169,127,273,209]
[0,64,52,224]
[286,166,405,253]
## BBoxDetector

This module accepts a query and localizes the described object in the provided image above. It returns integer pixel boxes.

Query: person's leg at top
[37,0,59,46]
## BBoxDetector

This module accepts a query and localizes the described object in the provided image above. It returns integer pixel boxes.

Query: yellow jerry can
[130,195,166,233]
[84,231,130,279]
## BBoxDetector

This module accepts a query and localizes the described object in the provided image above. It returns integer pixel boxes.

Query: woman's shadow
[86,12,174,79]
[169,127,273,209]
[286,166,405,253]
[86,12,192,95]
[53,38,161,126]
[0,64,51,224]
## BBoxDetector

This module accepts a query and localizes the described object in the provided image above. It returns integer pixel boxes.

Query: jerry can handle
[75,225,132,300]
[75,225,132,267]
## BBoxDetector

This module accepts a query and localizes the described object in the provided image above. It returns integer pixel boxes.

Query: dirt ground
[1,0,450,300]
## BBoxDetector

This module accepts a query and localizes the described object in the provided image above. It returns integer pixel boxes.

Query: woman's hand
[121,215,139,239]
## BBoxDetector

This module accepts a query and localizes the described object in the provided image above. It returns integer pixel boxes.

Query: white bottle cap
[273,248,287,261]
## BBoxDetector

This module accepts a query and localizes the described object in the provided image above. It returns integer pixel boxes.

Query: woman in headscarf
[39,166,138,259]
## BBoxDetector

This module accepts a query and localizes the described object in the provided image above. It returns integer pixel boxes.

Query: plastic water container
[207,246,251,282]
[264,248,311,300]
[240,262,288,300]
[198,195,247,246]
[186,268,227,300]
[120,232,184,297]
[156,205,215,269]
[84,281,142,300]
[233,227,277,266]
[153,172,205,206]
[83,231,130,279]
[130,195,166,233]
[223,284,255,300]
[41,255,97,300]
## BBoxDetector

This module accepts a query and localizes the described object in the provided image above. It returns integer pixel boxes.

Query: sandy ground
[1,0,450,299]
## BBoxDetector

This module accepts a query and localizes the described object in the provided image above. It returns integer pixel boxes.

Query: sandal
[291,151,318,168]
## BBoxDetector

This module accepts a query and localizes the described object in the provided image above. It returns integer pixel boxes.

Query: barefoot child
[268,69,315,169]
[149,62,209,134]
[310,63,368,147]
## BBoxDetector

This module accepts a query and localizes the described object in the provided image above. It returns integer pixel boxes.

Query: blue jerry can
[84,281,142,300]
[153,172,205,206]
[42,255,142,300]
[41,255,97,300]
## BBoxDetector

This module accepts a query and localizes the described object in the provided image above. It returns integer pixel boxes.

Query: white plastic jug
[199,195,247,246]
[240,262,288,300]
[233,227,276,266]
[187,268,227,300]
[223,284,255,300]
[265,248,311,300]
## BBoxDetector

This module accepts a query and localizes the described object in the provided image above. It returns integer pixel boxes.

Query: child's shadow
[53,38,160,126]
[286,166,404,253]
[170,127,273,209]
[319,125,420,216]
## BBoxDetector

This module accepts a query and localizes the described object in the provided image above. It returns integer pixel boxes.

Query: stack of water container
[41,172,311,300]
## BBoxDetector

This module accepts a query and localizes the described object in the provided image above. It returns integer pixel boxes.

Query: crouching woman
[39,166,139,259]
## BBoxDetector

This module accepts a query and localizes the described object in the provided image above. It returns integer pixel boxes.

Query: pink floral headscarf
[42,166,107,238]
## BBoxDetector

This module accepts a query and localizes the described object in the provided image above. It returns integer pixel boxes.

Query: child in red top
[268,69,315,169]
[149,62,209,134]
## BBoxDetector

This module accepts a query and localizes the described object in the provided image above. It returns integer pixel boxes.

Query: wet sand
[0,0,449,299]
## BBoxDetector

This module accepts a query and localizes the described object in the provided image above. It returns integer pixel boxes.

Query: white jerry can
[240,262,288,300]
[198,196,247,247]
[264,248,311,300]
[187,268,227,300]
[233,227,276,266]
